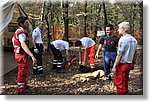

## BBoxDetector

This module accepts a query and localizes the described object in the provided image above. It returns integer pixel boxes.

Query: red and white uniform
[80,37,96,68]
[12,27,29,94]
[114,34,138,95]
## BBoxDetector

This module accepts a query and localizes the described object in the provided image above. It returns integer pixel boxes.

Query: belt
[120,62,132,64]
[36,43,42,46]
[104,50,116,52]
[50,44,54,46]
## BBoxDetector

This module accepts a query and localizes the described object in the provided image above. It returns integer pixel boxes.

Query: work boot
[18,88,27,95]
[106,75,111,81]
[56,68,65,73]
[104,75,112,84]
[25,85,30,90]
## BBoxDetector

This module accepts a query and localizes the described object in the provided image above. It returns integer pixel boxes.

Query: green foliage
[21,1,143,39]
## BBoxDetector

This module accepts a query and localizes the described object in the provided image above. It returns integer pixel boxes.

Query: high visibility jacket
[12,28,29,54]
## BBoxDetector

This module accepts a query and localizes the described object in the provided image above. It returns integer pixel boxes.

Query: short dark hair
[68,40,73,47]
[75,40,82,47]
[17,16,28,26]
[105,24,114,30]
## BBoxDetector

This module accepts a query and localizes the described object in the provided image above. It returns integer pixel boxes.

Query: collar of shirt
[122,34,131,37]
[37,27,42,33]
[19,27,28,34]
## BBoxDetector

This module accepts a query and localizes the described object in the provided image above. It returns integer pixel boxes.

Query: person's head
[75,40,82,47]
[68,40,73,47]
[38,21,44,30]
[105,24,114,36]
[17,16,29,29]
[118,21,130,36]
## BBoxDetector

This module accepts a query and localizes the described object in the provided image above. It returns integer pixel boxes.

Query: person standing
[75,37,96,72]
[112,22,138,95]
[12,16,37,95]
[32,21,44,75]
[50,40,73,73]
[95,24,119,82]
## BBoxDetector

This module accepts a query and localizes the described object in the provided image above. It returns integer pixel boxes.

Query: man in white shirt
[112,22,138,95]
[50,40,73,73]
[75,37,96,72]
[32,21,44,75]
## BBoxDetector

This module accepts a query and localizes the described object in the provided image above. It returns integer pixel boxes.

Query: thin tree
[94,1,102,40]
[63,0,69,41]
[40,0,45,22]
[84,0,88,37]
[45,1,52,52]
[102,0,108,26]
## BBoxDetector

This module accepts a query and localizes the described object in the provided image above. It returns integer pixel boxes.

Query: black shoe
[33,69,38,75]
[106,75,111,81]
[56,68,65,73]
[52,64,57,70]
[37,69,43,74]
[26,85,30,90]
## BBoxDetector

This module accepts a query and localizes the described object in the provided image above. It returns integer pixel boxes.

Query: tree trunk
[40,0,45,21]
[63,0,69,41]
[94,2,102,40]
[84,0,88,37]
[45,2,52,52]
[103,1,108,26]
[139,1,143,34]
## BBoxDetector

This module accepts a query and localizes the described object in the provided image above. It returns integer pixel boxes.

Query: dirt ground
[0,47,143,95]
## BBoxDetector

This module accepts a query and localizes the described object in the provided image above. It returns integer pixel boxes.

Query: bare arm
[32,36,36,48]
[20,41,37,65]
[112,51,123,73]
[82,48,86,66]
[79,47,82,64]
[132,51,137,65]
[131,50,137,70]
[66,49,69,58]
[95,44,103,58]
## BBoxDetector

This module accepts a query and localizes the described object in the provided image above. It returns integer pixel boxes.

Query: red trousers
[15,53,28,94]
[82,44,96,67]
[114,63,132,95]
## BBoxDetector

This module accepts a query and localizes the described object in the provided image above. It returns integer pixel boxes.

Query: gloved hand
[34,48,39,54]
[43,48,47,52]
[79,61,82,65]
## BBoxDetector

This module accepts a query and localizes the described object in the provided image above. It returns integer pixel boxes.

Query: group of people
[12,16,138,95]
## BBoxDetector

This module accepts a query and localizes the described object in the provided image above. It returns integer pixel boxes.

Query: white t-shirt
[51,40,69,51]
[80,37,95,48]
[118,34,138,63]
[32,27,43,43]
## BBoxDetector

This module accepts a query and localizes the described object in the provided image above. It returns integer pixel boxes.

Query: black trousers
[34,43,43,66]
[33,43,43,74]
[50,44,63,70]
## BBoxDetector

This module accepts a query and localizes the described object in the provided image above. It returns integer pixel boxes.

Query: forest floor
[1,46,143,95]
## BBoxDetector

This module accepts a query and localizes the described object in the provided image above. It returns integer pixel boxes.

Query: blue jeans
[104,50,117,77]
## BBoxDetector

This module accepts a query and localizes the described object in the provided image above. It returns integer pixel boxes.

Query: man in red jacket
[12,16,36,94]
